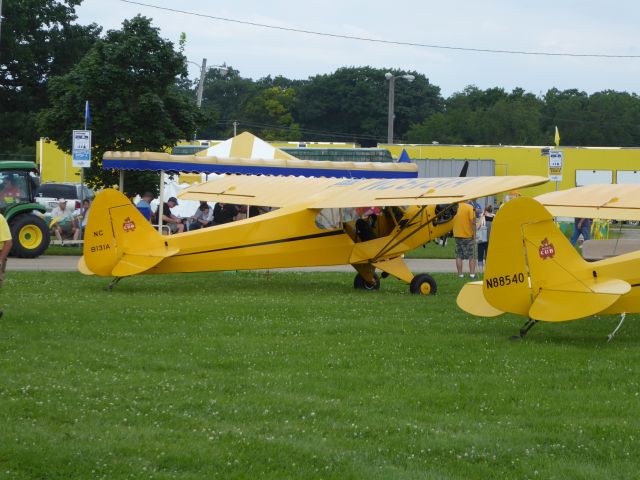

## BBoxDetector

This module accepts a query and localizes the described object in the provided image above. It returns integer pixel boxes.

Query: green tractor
[0,161,50,258]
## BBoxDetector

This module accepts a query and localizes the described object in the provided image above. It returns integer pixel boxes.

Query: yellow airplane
[79,174,547,293]
[457,184,640,339]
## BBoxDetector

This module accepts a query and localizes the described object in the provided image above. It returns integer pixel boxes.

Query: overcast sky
[76,0,640,96]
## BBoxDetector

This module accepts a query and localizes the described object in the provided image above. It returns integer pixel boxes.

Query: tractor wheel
[10,214,50,258]
[409,273,437,295]
[353,273,380,291]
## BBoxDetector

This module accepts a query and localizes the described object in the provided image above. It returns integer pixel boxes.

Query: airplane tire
[353,273,380,291]
[410,273,437,295]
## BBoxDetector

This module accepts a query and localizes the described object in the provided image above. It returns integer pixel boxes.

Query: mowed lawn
[1,271,639,479]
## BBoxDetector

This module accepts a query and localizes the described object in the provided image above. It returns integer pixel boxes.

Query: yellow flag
[554,126,560,147]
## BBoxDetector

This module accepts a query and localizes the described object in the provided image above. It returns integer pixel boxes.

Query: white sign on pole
[548,150,563,182]
[72,130,91,167]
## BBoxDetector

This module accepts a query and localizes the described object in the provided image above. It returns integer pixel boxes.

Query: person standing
[453,201,477,278]
[476,205,495,268]
[571,217,592,246]
[0,213,13,318]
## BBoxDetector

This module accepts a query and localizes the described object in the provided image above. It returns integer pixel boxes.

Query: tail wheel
[354,273,380,291]
[410,273,437,295]
[9,214,50,258]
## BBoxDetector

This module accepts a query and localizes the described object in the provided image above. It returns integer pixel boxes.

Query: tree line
[2,1,640,189]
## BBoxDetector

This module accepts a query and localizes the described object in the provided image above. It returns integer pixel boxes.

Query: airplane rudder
[483,197,544,315]
[520,207,587,287]
[83,189,127,275]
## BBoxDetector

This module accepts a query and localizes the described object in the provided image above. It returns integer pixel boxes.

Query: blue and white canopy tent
[102,132,417,229]
[103,132,418,179]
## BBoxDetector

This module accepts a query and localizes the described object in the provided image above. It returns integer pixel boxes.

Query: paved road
[7,256,458,274]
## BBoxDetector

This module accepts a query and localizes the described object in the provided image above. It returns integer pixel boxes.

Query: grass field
[1,271,639,479]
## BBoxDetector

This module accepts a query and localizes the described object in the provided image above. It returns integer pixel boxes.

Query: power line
[212,119,387,143]
[120,0,640,59]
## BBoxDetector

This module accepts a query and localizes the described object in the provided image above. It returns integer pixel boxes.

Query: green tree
[295,66,443,146]
[241,86,301,140]
[0,0,101,157]
[198,67,260,139]
[408,86,545,145]
[38,15,201,195]
[543,89,640,146]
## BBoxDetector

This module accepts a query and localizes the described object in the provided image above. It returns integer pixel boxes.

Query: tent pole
[119,170,124,192]
[158,171,165,233]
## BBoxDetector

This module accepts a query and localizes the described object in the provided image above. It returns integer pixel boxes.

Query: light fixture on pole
[187,59,228,108]
[385,72,415,144]
[187,59,228,142]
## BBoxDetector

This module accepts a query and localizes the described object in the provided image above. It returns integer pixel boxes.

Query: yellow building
[36,139,359,183]
[36,138,82,183]
[37,137,640,198]
[382,144,640,197]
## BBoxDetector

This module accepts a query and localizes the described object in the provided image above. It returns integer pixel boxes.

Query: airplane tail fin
[481,196,629,322]
[82,189,178,277]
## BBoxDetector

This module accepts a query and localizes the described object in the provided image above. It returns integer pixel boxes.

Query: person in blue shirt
[136,192,154,222]
[571,217,592,245]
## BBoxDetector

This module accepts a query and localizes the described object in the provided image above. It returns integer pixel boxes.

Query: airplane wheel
[410,274,437,295]
[354,273,380,290]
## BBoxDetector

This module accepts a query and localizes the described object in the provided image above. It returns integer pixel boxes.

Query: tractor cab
[0,161,50,257]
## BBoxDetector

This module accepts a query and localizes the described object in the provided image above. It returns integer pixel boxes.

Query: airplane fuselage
[150,203,455,275]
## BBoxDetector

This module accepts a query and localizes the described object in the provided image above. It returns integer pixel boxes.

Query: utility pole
[233,121,238,136]
[196,58,207,108]
[0,0,3,52]
[386,76,395,144]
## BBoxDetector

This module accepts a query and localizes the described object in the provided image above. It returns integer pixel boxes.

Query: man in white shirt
[51,199,79,244]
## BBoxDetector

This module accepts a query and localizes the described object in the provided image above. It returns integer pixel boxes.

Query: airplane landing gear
[607,312,626,342]
[510,318,538,341]
[106,277,123,291]
[409,273,437,295]
[354,273,380,290]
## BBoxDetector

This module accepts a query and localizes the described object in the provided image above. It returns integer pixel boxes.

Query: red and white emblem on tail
[538,237,555,259]
[123,217,136,233]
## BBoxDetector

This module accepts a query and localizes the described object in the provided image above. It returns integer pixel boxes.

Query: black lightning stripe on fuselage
[173,229,346,257]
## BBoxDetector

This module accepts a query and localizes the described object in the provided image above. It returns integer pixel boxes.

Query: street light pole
[0,0,4,51]
[386,75,395,145]
[187,59,227,143]
[196,58,207,108]
[385,72,415,145]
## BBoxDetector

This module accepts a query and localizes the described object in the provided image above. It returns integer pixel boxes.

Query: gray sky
[76,0,640,96]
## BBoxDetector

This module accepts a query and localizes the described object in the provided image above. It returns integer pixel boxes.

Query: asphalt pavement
[7,256,458,274]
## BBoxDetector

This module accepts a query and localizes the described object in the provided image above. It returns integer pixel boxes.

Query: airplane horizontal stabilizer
[457,281,504,317]
[77,256,95,276]
[111,247,179,277]
[529,288,624,322]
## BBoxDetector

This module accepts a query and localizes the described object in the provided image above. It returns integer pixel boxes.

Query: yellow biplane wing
[178,176,339,207]
[179,175,548,208]
[536,184,640,221]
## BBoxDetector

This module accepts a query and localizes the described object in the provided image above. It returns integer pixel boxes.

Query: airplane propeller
[459,160,469,178]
